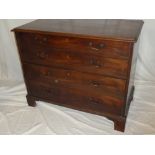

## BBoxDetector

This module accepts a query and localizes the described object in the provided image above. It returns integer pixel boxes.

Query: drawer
[23,63,126,96]
[26,79,124,115]
[23,63,126,115]
[18,32,131,59]
[20,45,128,79]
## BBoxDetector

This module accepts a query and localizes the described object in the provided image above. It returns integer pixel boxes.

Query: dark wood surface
[23,63,126,94]
[17,32,129,79]
[18,32,131,59]
[13,19,143,42]
[13,19,144,132]
[23,63,126,115]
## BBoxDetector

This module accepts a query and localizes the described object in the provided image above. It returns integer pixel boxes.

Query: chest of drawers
[13,19,143,132]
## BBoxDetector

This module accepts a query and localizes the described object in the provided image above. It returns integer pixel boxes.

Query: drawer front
[23,64,126,115]
[23,63,126,95]
[18,32,131,59]
[26,79,124,115]
[19,45,128,79]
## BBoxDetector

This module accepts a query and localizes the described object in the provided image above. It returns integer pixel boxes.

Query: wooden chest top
[13,19,143,42]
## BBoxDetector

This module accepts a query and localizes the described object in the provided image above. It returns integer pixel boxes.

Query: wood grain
[17,33,129,79]
[12,19,144,42]
[13,19,144,132]
[23,63,126,94]
[18,32,131,59]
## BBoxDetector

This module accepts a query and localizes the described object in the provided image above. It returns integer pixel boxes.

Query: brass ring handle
[89,42,105,51]
[91,47,100,51]
[89,42,99,51]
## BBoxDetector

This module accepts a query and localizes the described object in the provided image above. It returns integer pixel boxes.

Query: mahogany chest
[13,19,143,132]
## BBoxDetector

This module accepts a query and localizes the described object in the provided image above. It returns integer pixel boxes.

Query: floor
[0,80,155,134]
